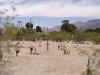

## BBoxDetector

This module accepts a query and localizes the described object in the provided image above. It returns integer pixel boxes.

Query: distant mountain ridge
[46,19,100,32]
[74,19,100,30]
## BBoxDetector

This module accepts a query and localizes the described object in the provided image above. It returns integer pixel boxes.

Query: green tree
[62,20,69,24]
[61,20,69,32]
[95,28,100,33]
[68,24,76,32]
[61,20,76,32]
[0,28,3,35]
[25,22,33,31]
[36,26,42,32]
[86,29,95,32]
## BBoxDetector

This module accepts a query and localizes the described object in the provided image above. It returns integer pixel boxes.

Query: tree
[0,28,3,35]
[36,26,42,32]
[95,28,100,33]
[68,24,76,32]
[86,28,100,33]
[61,20,76,32]
[86,29,94,32]
[25,22,33,31]
[61,20,69,32]
[62,20,69,24]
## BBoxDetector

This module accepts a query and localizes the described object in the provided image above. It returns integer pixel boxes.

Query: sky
[0,0,100,28]
[0,0,100,17]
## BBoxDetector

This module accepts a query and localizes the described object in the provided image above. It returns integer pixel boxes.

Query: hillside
[46,19,100,32]
[74,19,100,30]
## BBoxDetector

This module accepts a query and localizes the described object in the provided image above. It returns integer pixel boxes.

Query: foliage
[95,28,100,33]
[2,41,13,60]
[3,23,18,40]
[14,41,21,56]
[73,31,100,43]
[86,28,100,33]
[61,20,76,32]
[62,20,69,24]
[0,28,3,35]
[48,32,71,41]
[36,26,42,32]
[86,29,95,32]
[0,18,100,43]
[25,22,33,31]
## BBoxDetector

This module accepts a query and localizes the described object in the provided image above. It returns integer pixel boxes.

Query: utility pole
[46,27,49,51]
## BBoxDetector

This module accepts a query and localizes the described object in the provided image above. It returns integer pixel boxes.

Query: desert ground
[1,41,100,75]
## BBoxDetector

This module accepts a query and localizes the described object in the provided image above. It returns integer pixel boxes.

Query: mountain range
[45,19,100,32]
[74,19,100,30]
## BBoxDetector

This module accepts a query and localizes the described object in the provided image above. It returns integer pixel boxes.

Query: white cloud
[0,0,25,3]
[10,0,25,3]
[0,1,100,18]
[15,2,100,18]
[0,0,8,2]
[77,0,100,5]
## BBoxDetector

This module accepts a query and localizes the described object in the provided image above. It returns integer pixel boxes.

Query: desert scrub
[13,41,21,56]
[79,47,100,75]
[2,41,13,63]
[84,49,100,75]
[89,49,100,75]
[79,50,89,56]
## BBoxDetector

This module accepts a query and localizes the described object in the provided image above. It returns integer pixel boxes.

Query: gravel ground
[0,63,12,75]
[9,55,88,75]
[1,41,100,75]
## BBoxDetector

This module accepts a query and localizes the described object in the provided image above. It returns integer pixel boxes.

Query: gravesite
[0,0,100,75]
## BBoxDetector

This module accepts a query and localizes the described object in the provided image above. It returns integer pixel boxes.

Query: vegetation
[0,5,100,43]
[61,20,76,32]
[25,22,33,31]
[14,42,21,56]
[36,26,42,32]
[86,28,100,33]
[0,19,100,44]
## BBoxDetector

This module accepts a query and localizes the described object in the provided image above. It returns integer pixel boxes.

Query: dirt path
[0,63,12,75]
[9,55,88,75]
[3,41,92,75]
